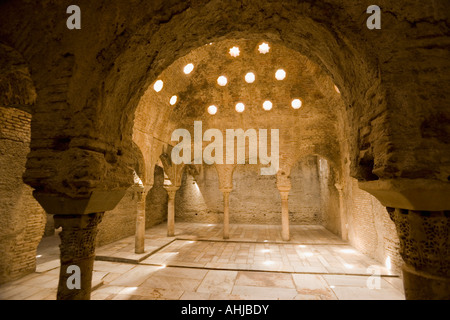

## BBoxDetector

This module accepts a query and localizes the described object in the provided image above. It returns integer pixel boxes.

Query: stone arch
[115,2,383,188]
[11,1,389,202]
[0,42,36,110]
[0,1,447,299]
[131,141,146,183]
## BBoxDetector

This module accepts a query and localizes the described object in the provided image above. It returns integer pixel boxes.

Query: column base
[402,264,450,300]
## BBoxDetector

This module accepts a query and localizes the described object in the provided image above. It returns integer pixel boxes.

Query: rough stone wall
[175,158,337,226]
[176,172,218,223]
[289,156,323,225]
[0,106,46,284]
[96,166,168,247]
[95,189,138,247]
[317,158,342,237]
[145,166,168,228]
[345,178,402,273]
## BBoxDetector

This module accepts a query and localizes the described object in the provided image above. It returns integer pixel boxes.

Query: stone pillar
[165,186,179,237]
[279,189,290,241]
[33,189,126,300]
[135,186,150,254]
[335,183,348,241]
[220,188,232,239]
[53,212,104,300]
[277,174,291,242]
[387,208,450,300]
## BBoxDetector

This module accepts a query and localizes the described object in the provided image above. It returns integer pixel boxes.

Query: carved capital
[54,213,104,263]
[388,208,449,278]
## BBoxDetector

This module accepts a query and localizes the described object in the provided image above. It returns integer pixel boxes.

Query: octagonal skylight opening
[208,105,218,115]
[291,99,302,109]
[229,46,240,57]
[170,95,178,106]
[258,42,270,54]
[183,63,194,74]
[263,100,273,111]
[217,76,228,86]
[153,80,164,92]
[245,72,256,84]
[235,102,245,113]
[275,69,286,81]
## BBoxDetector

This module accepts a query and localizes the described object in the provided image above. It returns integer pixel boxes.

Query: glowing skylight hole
[263,100,273,111]
[258,42,270,54]
[170,95,178,105]
[217,76,228,86]
[183,63,194,74]
[229,46,240,57]
[153,80,163,92]
[245,72,256,83]
[235,102,245,113]
[275,69,286,80]
[291,99,302,109]
[208,105,218,115]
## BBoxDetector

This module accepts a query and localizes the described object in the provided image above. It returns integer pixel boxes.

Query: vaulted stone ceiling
[133,39,347,182]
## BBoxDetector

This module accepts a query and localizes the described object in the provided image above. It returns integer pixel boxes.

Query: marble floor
[0,223,405,300]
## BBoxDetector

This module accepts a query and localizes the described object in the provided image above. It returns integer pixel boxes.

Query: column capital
[34,190,126,215]
[219,187,233,193]
[164,185,180,200]
[277,185,291,199]
[359,179,450,211]
[334,182,345,191]
[388,208,450,299]
[164,185,180,192]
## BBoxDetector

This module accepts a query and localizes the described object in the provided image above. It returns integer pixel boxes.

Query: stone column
[165,186,179,237]
[279,189,290,241]
[277,174,291,242]
[387,208,450,300]
[220,188,232,239]
[135,186,151,254]
[335,183,348,241]
[53,212,104,300]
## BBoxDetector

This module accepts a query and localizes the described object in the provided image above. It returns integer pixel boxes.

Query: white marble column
[135,186,151,254]
[165,186,179,237]
[220,188,232,239]
[335,183,348,241]
[279,189,291,241]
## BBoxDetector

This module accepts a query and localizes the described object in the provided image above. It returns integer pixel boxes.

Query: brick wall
[345,178,402,273]
[0,106,46,284]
